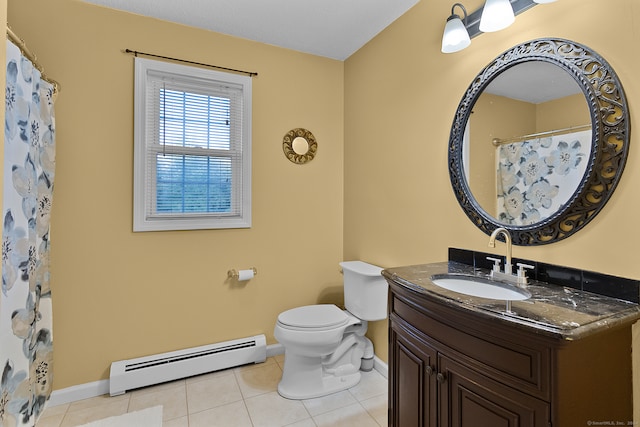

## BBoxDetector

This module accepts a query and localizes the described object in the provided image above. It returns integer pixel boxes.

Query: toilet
[274,260,388,400]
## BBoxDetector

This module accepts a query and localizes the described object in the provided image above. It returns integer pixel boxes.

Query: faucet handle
[516,263,534,285]
[486,257,502,272]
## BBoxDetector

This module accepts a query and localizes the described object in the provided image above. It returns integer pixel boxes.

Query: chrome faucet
[487,227,533,286]
[488,227,512,276]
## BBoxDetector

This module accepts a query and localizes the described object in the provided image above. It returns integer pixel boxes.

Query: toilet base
[277,351,362,400]
[274,312,375,400]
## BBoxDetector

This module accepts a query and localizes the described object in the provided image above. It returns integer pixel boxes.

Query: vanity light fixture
[479,0,515,32]
[443,0,560,53]
[441,3,471,53]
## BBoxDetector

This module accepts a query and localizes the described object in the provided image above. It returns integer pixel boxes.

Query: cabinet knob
[436,372,447,383]
[425,365,434,376]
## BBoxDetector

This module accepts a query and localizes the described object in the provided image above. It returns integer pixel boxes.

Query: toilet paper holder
[227,267,258,279]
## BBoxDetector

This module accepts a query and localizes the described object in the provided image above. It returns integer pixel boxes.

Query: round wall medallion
[283,128,317,164]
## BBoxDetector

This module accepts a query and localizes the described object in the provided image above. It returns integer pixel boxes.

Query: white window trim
[133,57,252,232]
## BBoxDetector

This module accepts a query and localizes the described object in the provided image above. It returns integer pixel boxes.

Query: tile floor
[37,355,388,427]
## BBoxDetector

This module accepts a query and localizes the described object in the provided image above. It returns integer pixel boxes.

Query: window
[133,58,252,231]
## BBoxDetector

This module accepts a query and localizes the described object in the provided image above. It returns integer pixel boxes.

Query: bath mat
[78,405,162,427]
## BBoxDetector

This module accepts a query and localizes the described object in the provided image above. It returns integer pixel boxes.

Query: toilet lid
[278,304,349,329]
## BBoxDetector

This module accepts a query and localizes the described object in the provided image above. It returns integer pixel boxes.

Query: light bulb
[479,0,515,33]
[442,16,471,53]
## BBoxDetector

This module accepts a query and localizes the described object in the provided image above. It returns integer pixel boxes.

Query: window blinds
[144,71,245,219]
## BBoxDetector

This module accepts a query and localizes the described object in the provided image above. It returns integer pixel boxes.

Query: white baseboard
[47,344,388,408]
[48,379,110,407]
[373,355,388,378]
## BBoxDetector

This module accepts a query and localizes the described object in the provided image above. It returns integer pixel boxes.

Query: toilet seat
[277,304,352,330]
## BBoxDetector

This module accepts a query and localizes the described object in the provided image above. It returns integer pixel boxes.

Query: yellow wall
[8,0,344,389]
[469,93,536,215]
[537,93,590,131]
[344,0,640,416]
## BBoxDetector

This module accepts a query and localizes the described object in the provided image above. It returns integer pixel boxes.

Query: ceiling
[485,61,583,104]
[82,0,420,60]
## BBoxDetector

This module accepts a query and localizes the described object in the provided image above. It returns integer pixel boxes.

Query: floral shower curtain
[1,40,56,426]
[496,130,590,225]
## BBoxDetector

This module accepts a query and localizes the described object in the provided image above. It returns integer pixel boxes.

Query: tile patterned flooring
[38,355,388,427]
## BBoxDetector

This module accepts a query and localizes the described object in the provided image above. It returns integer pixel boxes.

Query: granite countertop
[383,261,640,340]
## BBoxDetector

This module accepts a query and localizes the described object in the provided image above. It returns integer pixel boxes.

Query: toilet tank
[340,261,388,321]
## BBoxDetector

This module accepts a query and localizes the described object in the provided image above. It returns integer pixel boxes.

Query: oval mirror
[449,38,629,245]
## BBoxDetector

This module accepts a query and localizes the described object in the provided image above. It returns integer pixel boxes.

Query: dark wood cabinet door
[388,280,635,427]
[390,324,437,427]
[438,355,549,427]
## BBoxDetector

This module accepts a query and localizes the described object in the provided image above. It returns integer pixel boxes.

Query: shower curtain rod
[6,25,60,94]
[124,49,258,77]
[492,124,592,146]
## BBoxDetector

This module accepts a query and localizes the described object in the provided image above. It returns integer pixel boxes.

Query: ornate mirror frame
[449,38,629,245]
[283,128,318,164]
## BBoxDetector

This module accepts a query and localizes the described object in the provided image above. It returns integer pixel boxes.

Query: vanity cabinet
[391,323,437,426]
[388,279,634,427]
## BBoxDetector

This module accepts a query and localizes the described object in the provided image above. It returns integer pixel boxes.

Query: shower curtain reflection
[496,130,590,225]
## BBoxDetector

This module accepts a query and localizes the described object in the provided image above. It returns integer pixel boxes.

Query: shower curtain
[496,130,590,225]
[0,40,56,426]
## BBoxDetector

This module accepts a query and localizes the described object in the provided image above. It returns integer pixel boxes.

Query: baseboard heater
[109,334,266,396]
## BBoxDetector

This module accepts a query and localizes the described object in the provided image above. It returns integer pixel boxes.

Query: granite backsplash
[449,247,640,304]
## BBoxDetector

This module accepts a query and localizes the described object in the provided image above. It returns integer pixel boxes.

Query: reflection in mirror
[465,62,592,225]
[448,38,629,245]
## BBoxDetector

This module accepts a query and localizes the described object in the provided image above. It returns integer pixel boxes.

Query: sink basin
[430,274,531,301]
